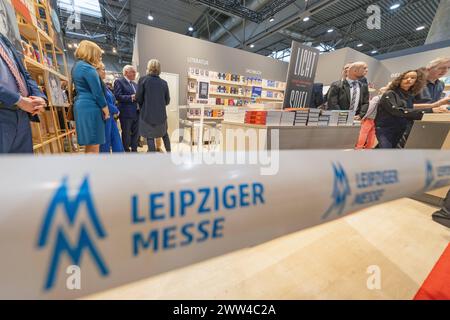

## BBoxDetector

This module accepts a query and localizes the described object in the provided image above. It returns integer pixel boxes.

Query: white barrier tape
[0,150,449,299]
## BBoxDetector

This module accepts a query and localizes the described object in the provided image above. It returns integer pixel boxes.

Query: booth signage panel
[283,41,320,109]
[0,151,449,299]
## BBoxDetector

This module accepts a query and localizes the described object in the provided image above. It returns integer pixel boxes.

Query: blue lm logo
[322,163,351,220]
[425,160,435,190]
[37,177,109,291]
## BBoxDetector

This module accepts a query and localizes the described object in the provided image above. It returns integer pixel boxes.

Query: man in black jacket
[433,190,450,228]
[327,62,370,118]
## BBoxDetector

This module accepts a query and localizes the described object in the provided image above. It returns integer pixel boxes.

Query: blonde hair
[147,59,161,76]
[75,40,103,68]
[96,62,105,70]
[427,57,450,69]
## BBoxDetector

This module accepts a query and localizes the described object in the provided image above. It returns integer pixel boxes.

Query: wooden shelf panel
[188,76,247,86]
[24,57,68,81]
[257,97,284,102]
[188,117,224,120]
[262,86,286,92]
[209,92,251,98]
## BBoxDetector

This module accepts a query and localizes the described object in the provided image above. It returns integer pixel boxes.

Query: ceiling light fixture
[303,16,310,22]
[188,25,194,32]
[371,50,378,54]
[390,3,400,10]
[416,25,425,31]
[250,44,255,48]
[269,16,275,22]
[327,29,333,33]
[148,12,154,21]
[357,43,363,47]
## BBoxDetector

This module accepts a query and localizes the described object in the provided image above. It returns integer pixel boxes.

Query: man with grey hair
[397,57,450,148]
[415,57,450,104]
[114,65,139,152]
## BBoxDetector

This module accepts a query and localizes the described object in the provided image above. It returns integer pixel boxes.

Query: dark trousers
[432,189,450,228]
[375,126,406,149]
[0,108,33,153]
[147,133,171,152]
[119,117,139,152]
[396,121,413,149]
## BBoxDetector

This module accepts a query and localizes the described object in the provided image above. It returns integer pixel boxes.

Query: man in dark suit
[114,65,139,152]
[433,190,450,228]
[327,62,370,119]
[0,33,46,153]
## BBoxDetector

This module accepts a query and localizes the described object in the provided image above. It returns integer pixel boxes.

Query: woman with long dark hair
[375,69,449,148]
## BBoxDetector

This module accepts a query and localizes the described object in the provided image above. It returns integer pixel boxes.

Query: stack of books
[280,111,296,126]
[318,110,332,126]
[347,110,357,126]
[307,108,320,126]
[294,108,309,126]
[336,111,349,126]
[266,111,283,126]
[245,111,267,125]
[223,107,246,123]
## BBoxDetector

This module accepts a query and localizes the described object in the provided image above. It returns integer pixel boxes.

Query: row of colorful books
[224,108,358,126]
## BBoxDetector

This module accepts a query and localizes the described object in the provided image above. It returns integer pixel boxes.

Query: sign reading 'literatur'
[283,41,319,109]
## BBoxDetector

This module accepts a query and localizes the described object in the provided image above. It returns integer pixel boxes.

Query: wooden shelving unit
[15,0,76,154]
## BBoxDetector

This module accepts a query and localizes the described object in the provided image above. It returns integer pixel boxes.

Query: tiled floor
[86,198,448,300]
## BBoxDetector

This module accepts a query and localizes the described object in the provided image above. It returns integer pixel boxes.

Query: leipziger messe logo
[37,177,109,291]
[425,160,435,190]
[322,163,351,220]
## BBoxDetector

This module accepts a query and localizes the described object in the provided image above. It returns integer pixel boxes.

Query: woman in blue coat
[72,40,110,153]
[97,63,124,153]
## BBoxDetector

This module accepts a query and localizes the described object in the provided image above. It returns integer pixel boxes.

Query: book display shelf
[183,67,287,147]
[13,0,76,153]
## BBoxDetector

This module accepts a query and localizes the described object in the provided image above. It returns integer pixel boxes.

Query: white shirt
[346,78,360,111]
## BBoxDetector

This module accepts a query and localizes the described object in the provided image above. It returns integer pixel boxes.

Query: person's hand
[102,107,110,120]
[131,94,136,102]
[432,105,450,113]
[354,115,362,121]
[436,97,450,107]
[17,96,45,114]
[29,96,46,107]
[31,104,46,116]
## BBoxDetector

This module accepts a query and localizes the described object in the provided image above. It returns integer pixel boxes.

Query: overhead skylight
[58,0,103,18]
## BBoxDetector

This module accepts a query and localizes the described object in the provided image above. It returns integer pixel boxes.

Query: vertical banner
[283,41,319,109]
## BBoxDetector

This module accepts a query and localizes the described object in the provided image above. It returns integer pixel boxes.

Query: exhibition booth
[132,24,450,205]
[1,1,450,300]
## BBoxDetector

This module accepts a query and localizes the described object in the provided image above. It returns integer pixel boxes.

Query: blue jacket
[136,75,170,125]
[113,77,138,119]
[0,34,46,120]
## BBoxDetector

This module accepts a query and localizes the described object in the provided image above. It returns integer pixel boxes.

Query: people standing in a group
[97,63,124,153]
[136,59,171,153]
[396,58,450,148]
[0,33,46,153]
[375,69,449,149]
[72,40,110,154]
[355,86,387,149]
[414,57,450,105]
[114,65,139,152]
[327,62,370,119]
